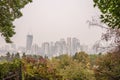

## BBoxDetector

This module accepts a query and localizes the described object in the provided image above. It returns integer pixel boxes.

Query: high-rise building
[42,42,50,57]
[31,44,39,55]
[55,41,62,56]
[71,38,80,55]
[67,37,72,55]
[49,42,55,57]
[26,34,33,51]
[60,39,67,54]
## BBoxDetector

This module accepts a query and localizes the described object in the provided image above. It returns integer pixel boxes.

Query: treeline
[0,52,120,80]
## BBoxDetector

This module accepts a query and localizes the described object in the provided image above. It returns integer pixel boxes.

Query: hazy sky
[0,0,105,47]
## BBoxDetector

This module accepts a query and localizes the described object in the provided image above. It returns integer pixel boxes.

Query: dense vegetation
[0,51,120,80]
[0,59,21,80]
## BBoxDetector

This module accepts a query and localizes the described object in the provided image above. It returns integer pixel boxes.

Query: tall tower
[72,38,80,55]
[67,37,72,55]
[26,34,33,51]
[43,42,50,57]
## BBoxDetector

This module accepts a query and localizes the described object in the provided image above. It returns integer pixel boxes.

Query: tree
[23,57,62,80]
[60,62,95,80]
[22,52,26,58]
[6,52,11,61]
[73,52,90,67]
[11,53,15,59]
[51,54,95,80]
[93,0,120,28]
[92,0,120,53]
[15,52,20,59]
[0,0,32,43]
[94,53,120,80]
[89,54,99,68]
[88,18,120,53]
[0,59,21,79]
[57,54,73,69]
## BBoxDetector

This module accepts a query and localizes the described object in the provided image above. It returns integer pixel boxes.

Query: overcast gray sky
[0,0,105,47]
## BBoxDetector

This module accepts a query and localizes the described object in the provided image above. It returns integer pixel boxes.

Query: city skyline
[0,0,105,47]
[0,35,90,57]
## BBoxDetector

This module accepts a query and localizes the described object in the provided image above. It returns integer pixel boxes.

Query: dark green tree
[11,53,15,59]
[0,0,32,43]
[93,0,120,28]
[15,52,20,59]
[6,52,11,61]
[73,52,90,66]
[22,52,26,58]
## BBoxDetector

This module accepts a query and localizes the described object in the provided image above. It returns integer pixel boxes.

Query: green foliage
[93,0,120,28]
[73,52,90,67]
[2,52,120,80]
[94,53,120,80]
[0,59,21,79]
[89,54,99,68]
[60,60,95,80]
[22,57,62,80]
[56,54,73,69]
[51,54,95,80]
[0,0,32,43]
